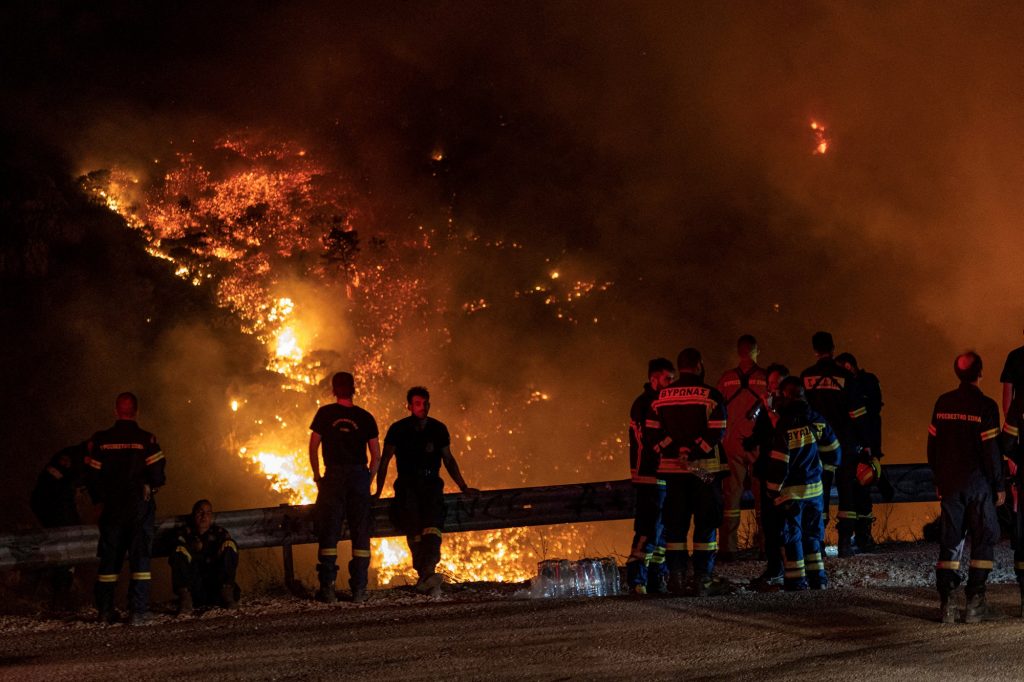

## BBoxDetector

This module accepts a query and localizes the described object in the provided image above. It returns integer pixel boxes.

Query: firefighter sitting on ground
[170,499,240,614]
[375,386,478,597]
[765,376,841,591]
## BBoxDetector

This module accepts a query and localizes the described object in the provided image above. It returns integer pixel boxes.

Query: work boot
[176,588,193,616]
[939,593,958,624]
[128,611,152,627]
[220,584,239,610]
[856,523,877,553]
[629,584,647,596]
[316,583,337,604]
[351,588,369,604]
[415,573,444,597]
[750,570,784,592]
[96,608,118,625]
[694,574,730,597]
[837,538,858,558]
[646,573,669,595]
[964,593,1002,623]
[668,569,688,595]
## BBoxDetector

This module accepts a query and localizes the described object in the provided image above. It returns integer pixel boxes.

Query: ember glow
[83,134,611,585]
[810,120,830,155]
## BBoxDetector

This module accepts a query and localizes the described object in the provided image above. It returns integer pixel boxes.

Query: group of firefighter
[31,375,476,624]
[626,330,1024,623]
[29,328,1024,625]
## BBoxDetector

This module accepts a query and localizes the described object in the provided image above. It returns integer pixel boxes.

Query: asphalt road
[2,583,1023,681]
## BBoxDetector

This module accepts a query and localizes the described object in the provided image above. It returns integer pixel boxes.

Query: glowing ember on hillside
[82,134,611,584]
[810,120,830,155]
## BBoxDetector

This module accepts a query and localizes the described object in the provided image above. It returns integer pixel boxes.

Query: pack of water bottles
[533,557,621,598]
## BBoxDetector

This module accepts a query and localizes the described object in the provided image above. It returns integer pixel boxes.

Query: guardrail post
[280,503,296,591]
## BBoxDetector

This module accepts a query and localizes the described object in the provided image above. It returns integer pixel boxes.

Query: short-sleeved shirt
[310,403,379,472]
[384,416,451,480]
[1000,345,1024,399]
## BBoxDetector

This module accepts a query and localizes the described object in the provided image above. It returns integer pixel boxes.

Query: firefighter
[1002,392,1024,616]
[30,442,87,602]
[375,386,478,597]
[626,357,675,594]
[716,334,768,561]
[309,371,381,604]
[645,348,729,596]
[799,331,870,557]
[84,392,165,625]
[836,352,884,551]
[744,363,789,589]
[1000,328,1024,416]
[170,499,240,614]
[765,376,841,591]
[927,351,1005,624]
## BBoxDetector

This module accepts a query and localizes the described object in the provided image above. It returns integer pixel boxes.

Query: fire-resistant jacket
[85,419,165,510]
[716,364,768,462]
[765,400,841,504]
[629,383,662,484]
[644,373,728,477]
[926,383,1003,498]
[800,356,869,452]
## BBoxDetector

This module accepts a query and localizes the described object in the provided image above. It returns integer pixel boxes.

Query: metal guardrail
[0,464,937,570]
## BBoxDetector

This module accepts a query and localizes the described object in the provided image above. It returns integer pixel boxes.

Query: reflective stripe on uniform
[645,420,661,429]
[692,542,718,551]
[352,549,371,558]
[175,546,192,562]
[423,527,443,538]
[936,560,960,570]
[130,572,151,581]
[86,457,102,470]
[665,542,688,551]
[818,441,839,453]
[928,424,937,437]
[778,481,823,502]
[770,450,790,463]
[145,452,164,465]
[969,560,993,569]
[97,574,118,583]
[220,540,238,554]
[836,510,858,520]
[849,407,867,419]
[707,420,727,429]
[319,547,338,557]
[697,439,713,454]
[46,465,63,479]
[822,463,836,472]
[1004,423,1021,438]
[981,428,1000,442]
[724,509,742,518]
[632,475,662,485]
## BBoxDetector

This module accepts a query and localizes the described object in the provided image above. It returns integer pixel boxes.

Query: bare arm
[1004,383,1014,417]
[373,443,395,498]
[308,432,322,483]
[367,438,382,479]
[441,446,477,493]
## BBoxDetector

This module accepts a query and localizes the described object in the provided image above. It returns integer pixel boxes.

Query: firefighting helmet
[857,456,882,486]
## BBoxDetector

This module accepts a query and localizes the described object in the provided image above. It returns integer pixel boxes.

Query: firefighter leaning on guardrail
[927,351,1004,624]
[84,392,165,626]
[644,347,730,596]
[1000,392,1024,616]
[625,357,674,595]
[170,499,240,615]
[309,371,381,604]
[764,376,841,591]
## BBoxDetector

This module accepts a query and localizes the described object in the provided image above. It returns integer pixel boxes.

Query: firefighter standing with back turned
[375,386,478,597]
[309,371,381,604]
[836,352,884,551]
[84,392,166,625]
[645,348,729,596]
[716,334,768,561]
[800,331,870,557]
[626,357,675,594]
[765,376,841,591]
[927,351,1004,624]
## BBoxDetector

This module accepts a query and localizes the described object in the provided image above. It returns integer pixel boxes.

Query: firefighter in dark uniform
[745,363,789,589]
[84,392,165,625]
[765,377,842,591]
[716,334,768,561]
[376,386,478,597]
[799,331,870,557]
[170,499,240,614]
[836,352,884,551]
[1002,393,1024,616]
[309,371,381,604]
[626,357,675,594]
[927,352,1005,624]
[1000,328,1024,416]
[645,348,729,596]
[30,442,87,603]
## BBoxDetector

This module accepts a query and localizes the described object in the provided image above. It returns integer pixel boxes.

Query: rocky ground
[1,542,1023,680]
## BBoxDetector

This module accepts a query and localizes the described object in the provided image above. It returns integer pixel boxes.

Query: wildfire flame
[82,133,607,585]
[810,120,830,155]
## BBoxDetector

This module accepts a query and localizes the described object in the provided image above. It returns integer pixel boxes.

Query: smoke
[4,0,1024,531]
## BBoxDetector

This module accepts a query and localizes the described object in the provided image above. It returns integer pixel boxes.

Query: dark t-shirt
[310,403,379,472]
[1000,345,1024,398]
[384,416,451,480]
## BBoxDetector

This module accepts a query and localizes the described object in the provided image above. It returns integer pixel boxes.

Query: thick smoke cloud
[4,1,1024,527]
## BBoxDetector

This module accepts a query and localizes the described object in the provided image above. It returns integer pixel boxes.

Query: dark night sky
[2,1,1024,524]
